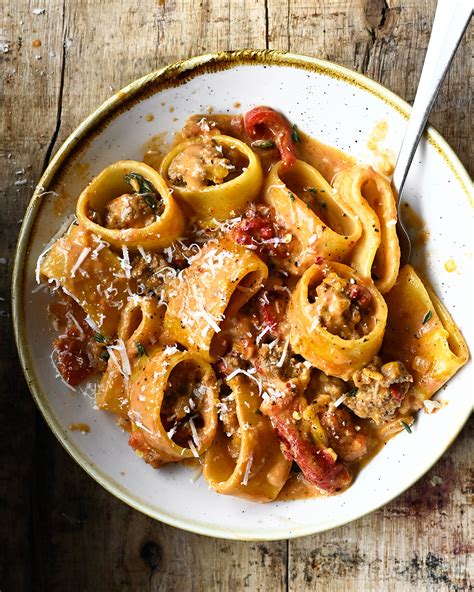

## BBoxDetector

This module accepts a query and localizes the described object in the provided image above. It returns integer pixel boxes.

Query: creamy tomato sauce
[39,105,468,503]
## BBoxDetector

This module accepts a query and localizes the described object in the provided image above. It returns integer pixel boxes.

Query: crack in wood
[264,0,269,49]
[41,0,67,174]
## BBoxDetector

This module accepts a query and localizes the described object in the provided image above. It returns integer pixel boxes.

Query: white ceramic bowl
[13,51,472,540]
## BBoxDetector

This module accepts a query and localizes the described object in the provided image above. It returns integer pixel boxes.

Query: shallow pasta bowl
[12,50,472,541]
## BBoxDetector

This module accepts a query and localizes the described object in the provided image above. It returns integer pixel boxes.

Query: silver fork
[393,0,472,266]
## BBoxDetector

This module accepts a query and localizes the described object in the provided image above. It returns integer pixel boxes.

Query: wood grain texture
[0,1,472,591]
[1,2,65,590]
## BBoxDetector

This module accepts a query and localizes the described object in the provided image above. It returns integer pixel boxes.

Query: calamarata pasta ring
[129,347,219,463]
[159,135,263,223]
[264,159,362,272]
[76,160,185,249]
[288,261,388,380]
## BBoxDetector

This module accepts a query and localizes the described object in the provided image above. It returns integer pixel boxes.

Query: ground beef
[168,138,234,191]
[344,357,413,424]
[319,407,368,462]
[231,204,291,260]
[104,193,156,229]
[130,252,173,298]
[307,371,347,402]
[310,272,373,339]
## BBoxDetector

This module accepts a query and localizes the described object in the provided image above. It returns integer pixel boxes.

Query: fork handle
[392,0,473,197]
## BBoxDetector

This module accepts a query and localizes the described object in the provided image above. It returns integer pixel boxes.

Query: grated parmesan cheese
[256,325,270,345]
[112,339,131,376]
[187,439,200,458]
[163,246,174,263]
[423,399,442,414]
[189,416,201,449]
[197,309,222,333]
[137,245,151,263]
[50,350,77,392]
[84,314,100,333]
[120,245,131,279]
[70,247,91,278]
[267,338,279,351]
[241,453,253,486]
[333,393,347,408]
[34,214,77,284]
[66,310,84,337]
[226,368,262,395]
[276,336,290,368]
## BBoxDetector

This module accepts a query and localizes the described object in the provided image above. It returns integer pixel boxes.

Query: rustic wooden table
[1,1,472,590]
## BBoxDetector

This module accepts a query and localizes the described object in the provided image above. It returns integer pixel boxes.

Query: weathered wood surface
[0,1,471,591]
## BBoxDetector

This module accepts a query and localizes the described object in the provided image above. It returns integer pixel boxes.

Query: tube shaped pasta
[164,240,268,362]
[76,160,185,249]
[96,296,164,418]
[203,376,291,502]
[382,264,468,400]
[129,347,219,463]
[333,165,400,293]
[263,160,361,271]
[159,135,263,223]
[40,224,128,338]
[288,261,387,380]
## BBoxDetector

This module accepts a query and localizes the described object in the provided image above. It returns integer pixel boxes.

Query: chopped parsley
[124,172,159,210]
[93,332,107,343]
[99,350,110,361]
[305,187,317,194]
[125,172,155,195]
[288,192,296,202]
[347,387,358,397]
[422,310,433,324]
[251,139,276,149]
[401,420,412,434]
[291,124,300,143]
[136,342,148,358]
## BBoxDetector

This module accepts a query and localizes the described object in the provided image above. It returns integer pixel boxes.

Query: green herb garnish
[288,192,295,202]
[401,421,412,434]
[124,172,155,194]
[251,139,276,149]
[144,194,158,209]
[124,172,159,210]
[99,350,110,361]
[422,310,432,324]
[93,332,107,343]
[255,408,262,415]
[291,124,300,143]
[136,342,148,358]
[305,187,317,194]
[347,387,358,397]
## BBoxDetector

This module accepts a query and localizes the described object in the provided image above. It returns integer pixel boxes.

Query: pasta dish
[37,106,468,501]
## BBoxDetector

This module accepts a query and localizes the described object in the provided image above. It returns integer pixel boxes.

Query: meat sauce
[45,106,418,501]
[231,204,291,260]
[309,273,374,339]
[50,294,106,386]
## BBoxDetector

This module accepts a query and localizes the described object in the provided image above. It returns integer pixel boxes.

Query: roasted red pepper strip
[272,411,353,493]
[244,106,297,168]
[261,389,353,493]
